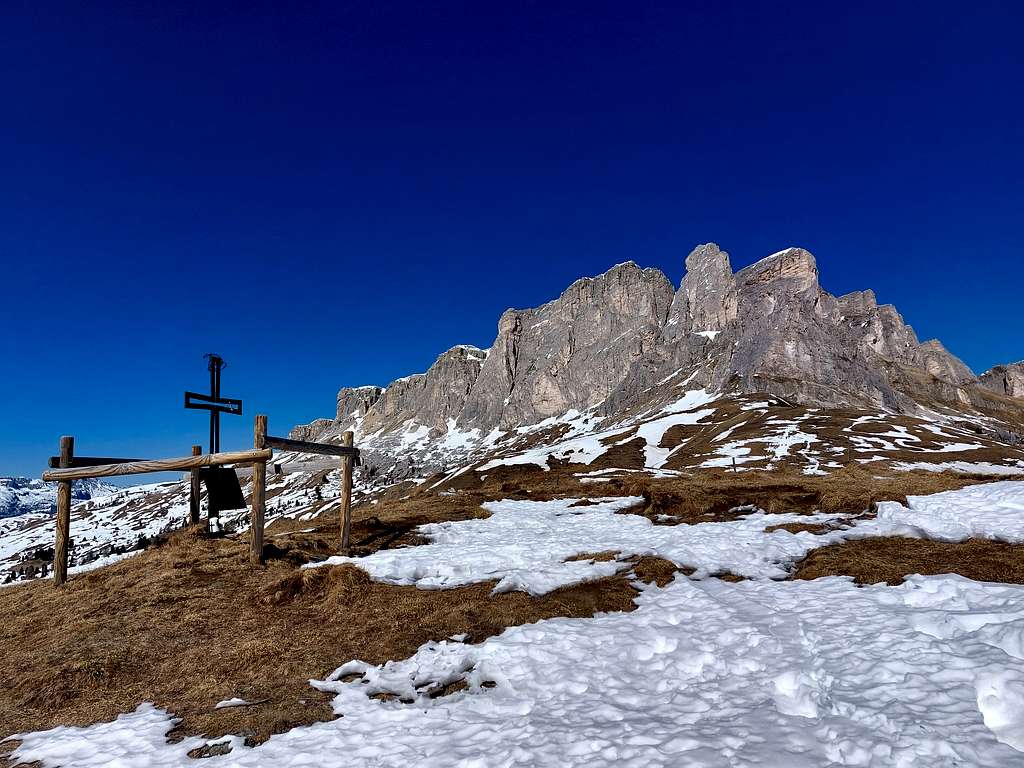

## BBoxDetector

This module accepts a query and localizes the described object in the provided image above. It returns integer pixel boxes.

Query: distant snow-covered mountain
[0,477,117,519]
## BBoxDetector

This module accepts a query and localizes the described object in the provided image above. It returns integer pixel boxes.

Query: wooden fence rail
[263,435,359,459]
[41,448,272,482]
[43,414,358,587]
[263,431,356,549]
[46,455,145,469]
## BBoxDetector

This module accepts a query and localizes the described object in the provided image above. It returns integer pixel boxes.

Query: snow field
[307,496,856,590]
[12,574,1024,766]
[855,481,1024,543]
[307,482,1024,593]
[9,481,1024,766]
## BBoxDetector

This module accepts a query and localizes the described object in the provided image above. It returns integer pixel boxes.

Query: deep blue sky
[1,1,1022,477]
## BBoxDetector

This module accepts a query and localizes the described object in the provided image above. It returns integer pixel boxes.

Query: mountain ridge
[291,244,1024,468]
[0,477,117,520]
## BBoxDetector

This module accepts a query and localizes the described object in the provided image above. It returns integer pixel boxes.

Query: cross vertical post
[209,354,223,453]
[54,435,74,587]
[184,354,242,455]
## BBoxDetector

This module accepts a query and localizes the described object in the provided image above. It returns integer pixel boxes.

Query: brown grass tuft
[793,537,1024,585]
[609,467,1006,524]
[764,522,836,535]
[564,551,620,563]
[629,556,688,587]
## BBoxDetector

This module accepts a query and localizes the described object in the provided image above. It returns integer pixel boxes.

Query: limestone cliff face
[916,341,976,386]
[459,261,674,430]
[292,243,1022,450]
[655,246,981,411]
[727,248,835,396]
[336,386,384,422]
[359,346,487,437]
[980,362,1024,399]
[665,243,738,338]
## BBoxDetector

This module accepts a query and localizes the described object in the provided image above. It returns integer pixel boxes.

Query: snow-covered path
[9,483,1024,767]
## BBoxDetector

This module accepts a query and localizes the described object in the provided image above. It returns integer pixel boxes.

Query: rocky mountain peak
[668,243,738,336]
[459,260,674,431]
[358,345,488,437]
[557,261,673,319]
[335,385,384,421]
[737,247,819,290]
[682,243,732,284]
[917,340,975,385]
[291,241,1024,464]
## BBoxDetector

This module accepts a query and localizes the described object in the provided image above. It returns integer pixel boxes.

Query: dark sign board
[201,467,247,516]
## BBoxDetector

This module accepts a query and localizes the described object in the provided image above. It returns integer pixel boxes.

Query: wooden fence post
[340,430,354,551]
[189,445,202,524]
[250,414,267,564]
[54,436,74,587]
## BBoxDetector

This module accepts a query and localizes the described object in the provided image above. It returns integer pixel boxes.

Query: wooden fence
[41,416,358,587]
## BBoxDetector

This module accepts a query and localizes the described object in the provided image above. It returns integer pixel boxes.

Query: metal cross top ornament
[184,353,242,454]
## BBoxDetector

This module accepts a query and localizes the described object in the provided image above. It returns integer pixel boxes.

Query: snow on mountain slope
[3,391,1023,583]
[436,391,1024,484]
[0,455,391,581]
[289,243,1024,481]
[0,477,116,519]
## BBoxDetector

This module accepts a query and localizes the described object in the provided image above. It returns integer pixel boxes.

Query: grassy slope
[0,466,1020,753]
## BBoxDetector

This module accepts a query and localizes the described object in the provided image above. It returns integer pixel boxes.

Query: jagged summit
[291,243,1024,472]
[736,246,818,287]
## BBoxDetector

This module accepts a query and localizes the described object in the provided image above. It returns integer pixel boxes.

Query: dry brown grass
[440,459,1009,520]
[1,461,1017,757]
[0,493,654,749]
[629,556,690,586]
[601,465,1004,524]
[564,550,620,562]
[793,537,1024,585]
[764,521,836,535]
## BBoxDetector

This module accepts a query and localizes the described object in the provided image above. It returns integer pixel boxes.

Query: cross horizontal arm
[42,448,272,482]
[184,391,243,415]
[264,435,361,459]
[184,403,243,414]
